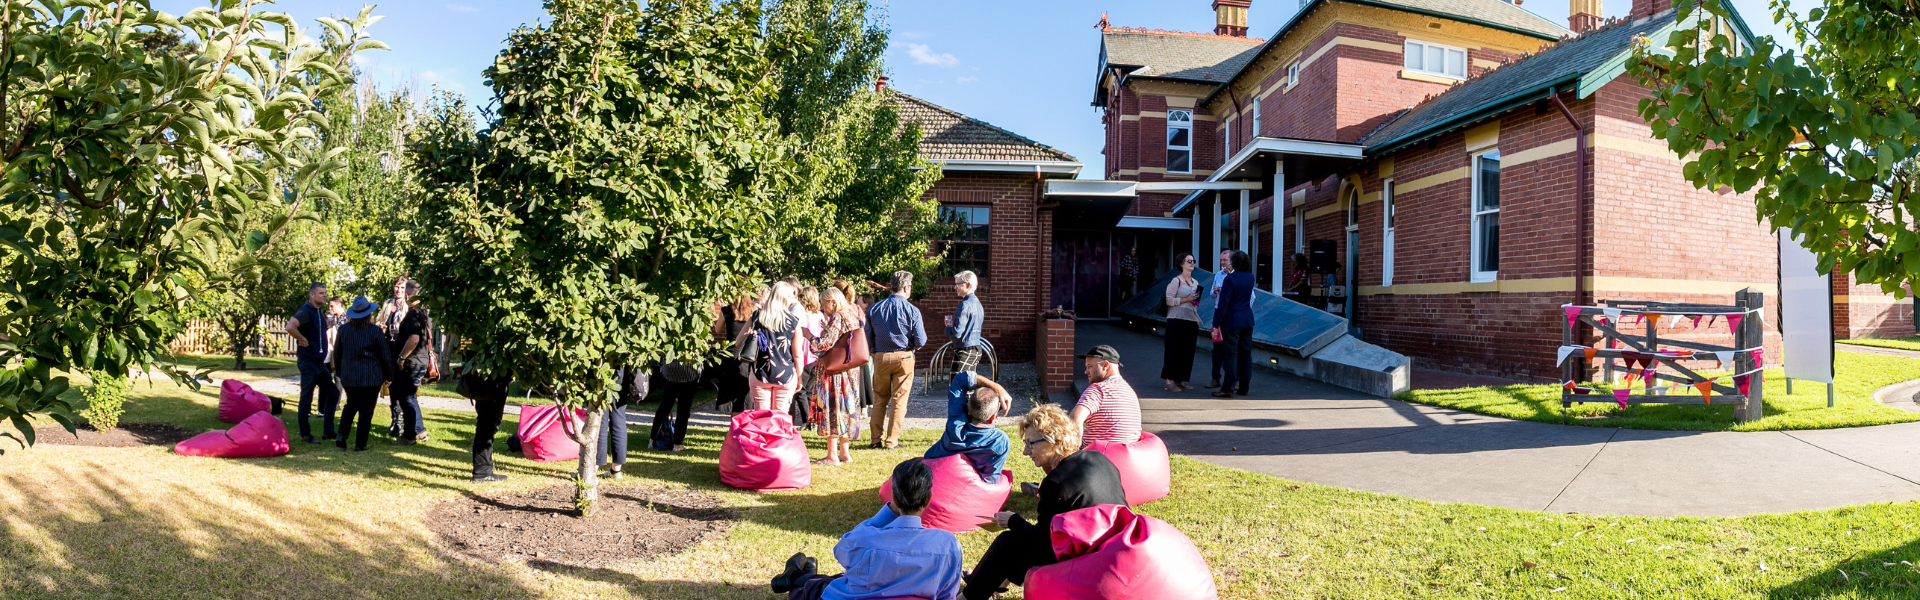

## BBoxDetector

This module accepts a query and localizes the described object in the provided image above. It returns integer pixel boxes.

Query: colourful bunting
[1613,388,1630,409]
[1714,351,1735,368]
[1603,307,1622,322]
[1727,314,1744,333]
[1752,348,1766,367]
[1647,313,1664,329]
[1573,386,1593,395]
[1557,346,1579,366]
[1734,374,1751,396]
[1690,315,1703,328]
[1583,347,1598,362]
[1642,369,1657,390]
[1694,380,1713,404]
[1564,306,1582,329]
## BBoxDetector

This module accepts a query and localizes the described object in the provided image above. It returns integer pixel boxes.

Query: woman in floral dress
[808,286,864,465]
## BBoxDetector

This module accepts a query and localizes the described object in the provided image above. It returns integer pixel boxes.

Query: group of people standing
[284,276,438,452]
[1160,249,1259,397]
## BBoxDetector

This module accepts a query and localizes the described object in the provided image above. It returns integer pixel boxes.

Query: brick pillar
[1037,317,1076,393]
[1568,0,1603,33]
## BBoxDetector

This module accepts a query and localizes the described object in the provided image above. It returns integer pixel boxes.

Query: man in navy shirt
[923,370,1011,483]
[866,271,926,449]
[945,270,985,374]
[1212,251,1258,397]
[284,282,339,443]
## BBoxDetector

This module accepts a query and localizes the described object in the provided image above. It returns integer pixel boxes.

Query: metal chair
[922,339,1000,392]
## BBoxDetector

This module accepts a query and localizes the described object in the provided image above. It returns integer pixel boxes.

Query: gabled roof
[1100,28,1266,85]
[889,91,1078,164]
[1361,11,1678,154]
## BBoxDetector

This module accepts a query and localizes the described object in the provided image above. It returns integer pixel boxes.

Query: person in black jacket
[963,404,1127,600]
[331,296,394,451]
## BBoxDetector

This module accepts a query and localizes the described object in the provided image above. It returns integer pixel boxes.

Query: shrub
[78,372,130,433]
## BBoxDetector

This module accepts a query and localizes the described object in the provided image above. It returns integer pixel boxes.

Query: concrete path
[1078,322,1920,517]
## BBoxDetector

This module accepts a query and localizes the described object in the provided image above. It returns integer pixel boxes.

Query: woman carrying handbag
[807,287,870,466]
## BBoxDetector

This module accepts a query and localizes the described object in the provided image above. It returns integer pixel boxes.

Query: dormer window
[1167,109,1193,174]
[1405,40,1467,79]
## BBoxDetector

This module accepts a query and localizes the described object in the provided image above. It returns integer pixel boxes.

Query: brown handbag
[824,321,871,375]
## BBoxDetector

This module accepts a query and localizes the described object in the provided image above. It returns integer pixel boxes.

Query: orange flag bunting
[1624,372,1639,384]
[1583,348,1598,361]
[1694,380,1713,404]
[1646,313,1663,329]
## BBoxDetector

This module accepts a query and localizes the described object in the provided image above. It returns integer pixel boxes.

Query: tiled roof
[1355,0,1570,39]
[1101,28,1266,83]
[1361,12,1675,152]
[889,92,1078,163]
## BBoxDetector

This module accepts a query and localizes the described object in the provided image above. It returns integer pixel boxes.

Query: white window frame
[1404,40,1467,80]
[1469,150,1501,283]
[1251,99,1262,139]
[1286,61,1301,88]
[1222,114,1234,161]
[1381,179,1395,287]
[1166,109,1193,174]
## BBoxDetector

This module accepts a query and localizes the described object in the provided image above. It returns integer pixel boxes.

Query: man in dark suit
[1211,251,1257,397]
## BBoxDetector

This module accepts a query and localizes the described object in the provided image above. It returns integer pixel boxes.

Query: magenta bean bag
[217,380,270,423]
[1024,504,1218,600]
[517,404,588,462]
[719,410,811,492]
[1085,431,1171,506]
[877,455,1013,533]
[174,411,291,458]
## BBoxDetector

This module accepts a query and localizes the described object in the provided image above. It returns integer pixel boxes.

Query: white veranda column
[1190,205,1201,262]
[1272,164,1285,292]
[1210,193,1222,271]
[1238,189,1251,252]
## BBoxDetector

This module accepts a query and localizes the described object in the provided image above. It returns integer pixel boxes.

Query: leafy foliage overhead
[0,0,383,448]
[1629,0,1920,294]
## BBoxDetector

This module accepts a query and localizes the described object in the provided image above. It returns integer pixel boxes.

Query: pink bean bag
[1086,431,1171,506]
[517,404,588,462]
[174,411,291,458]
[1024,505,1218,600]
[217,380,270,423]
[719,410,811,492]
[877,455,1014,533]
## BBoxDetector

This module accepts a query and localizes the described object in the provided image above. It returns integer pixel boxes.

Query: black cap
[1077,345,1123,367]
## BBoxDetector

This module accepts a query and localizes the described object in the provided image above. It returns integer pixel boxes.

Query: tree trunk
[562,407,605,517]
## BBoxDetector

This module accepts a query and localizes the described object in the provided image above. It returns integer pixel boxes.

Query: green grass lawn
[1397,351,1920,431]
[1839,337,1920,353]
[7,373,1920,598]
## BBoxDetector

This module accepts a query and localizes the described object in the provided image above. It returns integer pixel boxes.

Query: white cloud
[956,76,978,84]
[445,3,478,13]
[906,43,959,67]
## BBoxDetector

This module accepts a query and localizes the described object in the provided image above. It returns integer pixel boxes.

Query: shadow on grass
[0,466,537,600]
[1769,536,1920,598]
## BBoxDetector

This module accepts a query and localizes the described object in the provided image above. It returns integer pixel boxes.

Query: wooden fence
[1560,289,1767,422]
[168,316,298,360]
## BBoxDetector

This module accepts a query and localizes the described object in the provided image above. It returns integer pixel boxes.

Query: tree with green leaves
[761,0,943,289]
[321,83,427,299]
[1629,0,1919,294]
[0,0,383,449]
[410,0,792,514]
[190,205,334,370]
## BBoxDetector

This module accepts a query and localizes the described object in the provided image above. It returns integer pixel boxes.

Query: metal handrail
[921,339,999,392]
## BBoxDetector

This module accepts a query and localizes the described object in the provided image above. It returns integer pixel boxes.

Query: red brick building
[1079,0,1912,379]
[891,92,1082,363]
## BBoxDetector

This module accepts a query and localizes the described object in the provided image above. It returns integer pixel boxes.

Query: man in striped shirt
[1071,345,1141,445]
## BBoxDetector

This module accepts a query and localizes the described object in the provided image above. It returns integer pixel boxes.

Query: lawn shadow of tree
[0,463,538,600]
[1768,536,1920,598]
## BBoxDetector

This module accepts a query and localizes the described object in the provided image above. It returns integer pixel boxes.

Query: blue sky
[159,0,1791,178]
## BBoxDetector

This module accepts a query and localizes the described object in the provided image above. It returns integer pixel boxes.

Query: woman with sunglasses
[961,404,1126,600]
[1161,252,1202,392]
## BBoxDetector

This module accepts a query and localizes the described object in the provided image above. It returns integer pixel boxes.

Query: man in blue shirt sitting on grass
[772,459,963,600]
[923,370,1011,483]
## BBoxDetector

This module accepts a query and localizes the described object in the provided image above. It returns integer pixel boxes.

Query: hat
[1078,345,1123,367]
[345,295,380,319]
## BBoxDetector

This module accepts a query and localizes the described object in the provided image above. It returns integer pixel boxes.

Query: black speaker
[1309,239,1337,274]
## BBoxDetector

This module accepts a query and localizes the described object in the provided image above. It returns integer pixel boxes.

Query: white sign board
[1779,229,1834,384]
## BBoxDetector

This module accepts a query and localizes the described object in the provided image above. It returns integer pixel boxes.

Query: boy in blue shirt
[772,460,964,600]
[923,370,1011,483]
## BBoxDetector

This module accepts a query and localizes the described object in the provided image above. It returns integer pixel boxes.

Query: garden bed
[30,422,196,448]
[427,484,734,568]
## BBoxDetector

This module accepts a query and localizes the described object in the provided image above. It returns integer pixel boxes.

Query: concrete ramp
[1114,269,1409,397]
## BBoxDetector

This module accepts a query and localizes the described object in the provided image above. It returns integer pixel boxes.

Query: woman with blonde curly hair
[962,404,1128,600]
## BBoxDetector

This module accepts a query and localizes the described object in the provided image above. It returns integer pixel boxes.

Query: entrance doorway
[1052,229,1179,319]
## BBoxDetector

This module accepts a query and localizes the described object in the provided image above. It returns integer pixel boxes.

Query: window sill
[1400,69,1464,85]
[1466,274,1498,291]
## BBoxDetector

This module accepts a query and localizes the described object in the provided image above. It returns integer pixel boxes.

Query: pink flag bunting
[1642,369,1657,390]
[1564,306,1582,329]
[1751,348,1766,367]
[1727,314,1744,333]
[1613,388,1630,409]
[1573,386,1593,395]
[1690,315,1703,328]
[1734,374,1751,396]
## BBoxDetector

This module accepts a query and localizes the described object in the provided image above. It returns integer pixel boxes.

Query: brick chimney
[1569,0,1602,33]
[1213,0,1250,37]
[1630,0,1674,21]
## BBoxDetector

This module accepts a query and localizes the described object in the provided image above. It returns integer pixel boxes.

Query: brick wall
[1832,269,1915,339]
[914,171,1054,363]
[1037,317,1076,392]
